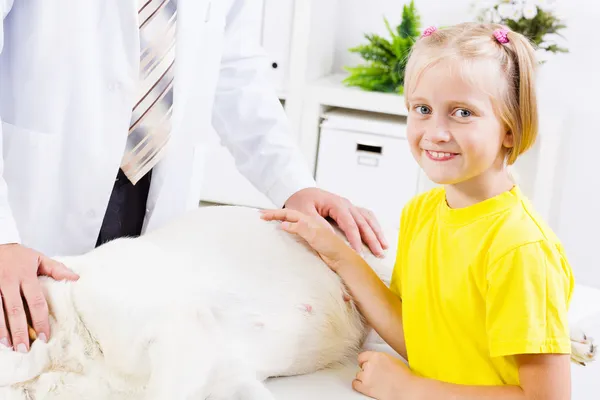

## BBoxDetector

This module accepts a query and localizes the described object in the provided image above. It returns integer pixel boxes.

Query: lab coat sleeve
[0,0,21,245]
[211,0,317,208]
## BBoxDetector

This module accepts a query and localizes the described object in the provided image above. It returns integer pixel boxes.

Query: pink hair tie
[421,26,437,38]
[493,28,510,44]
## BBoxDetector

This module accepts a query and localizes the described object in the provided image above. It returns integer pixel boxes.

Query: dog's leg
[143,308,221,400]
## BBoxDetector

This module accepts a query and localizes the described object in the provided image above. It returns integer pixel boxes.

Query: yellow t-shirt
[389,185,574,386]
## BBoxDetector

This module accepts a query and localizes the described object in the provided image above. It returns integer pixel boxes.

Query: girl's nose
[425,115,452,143]
[424,129,452,143]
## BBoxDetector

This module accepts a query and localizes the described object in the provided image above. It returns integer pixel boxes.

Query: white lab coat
[0,0,315,256]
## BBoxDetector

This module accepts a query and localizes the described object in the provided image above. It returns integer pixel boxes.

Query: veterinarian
[0,1,388,353]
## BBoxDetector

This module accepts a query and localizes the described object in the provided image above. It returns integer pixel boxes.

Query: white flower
[509,4,523,20]
[497,3,515,18]
[491,9,503,23]
[483,8,503,23]
[533,0,557,11]
[522,2,538,19]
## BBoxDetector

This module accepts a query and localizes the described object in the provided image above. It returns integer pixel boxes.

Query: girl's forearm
[334,251,407,359]
[412,377,526,400]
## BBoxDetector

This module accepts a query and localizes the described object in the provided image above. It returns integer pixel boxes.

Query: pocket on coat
[1,121,60,202]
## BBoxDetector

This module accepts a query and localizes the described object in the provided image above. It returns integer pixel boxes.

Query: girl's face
[406,60,513,187]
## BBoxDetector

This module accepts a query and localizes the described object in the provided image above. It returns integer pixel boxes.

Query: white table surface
[266,329,600,400]
[267,363,366,400]
[266,342,402,399]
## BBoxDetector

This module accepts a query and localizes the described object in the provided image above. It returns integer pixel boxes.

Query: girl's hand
[259,208,356,271]
[354,351,419,400]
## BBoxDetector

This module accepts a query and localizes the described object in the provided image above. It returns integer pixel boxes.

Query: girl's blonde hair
[404,22,538,165]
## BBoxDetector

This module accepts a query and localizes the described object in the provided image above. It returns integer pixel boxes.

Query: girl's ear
[503,130,514,148]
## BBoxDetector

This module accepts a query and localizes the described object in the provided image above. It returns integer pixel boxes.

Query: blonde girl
[261,22,574,399]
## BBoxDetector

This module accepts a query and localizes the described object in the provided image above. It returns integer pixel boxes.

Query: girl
[261,22,574,399]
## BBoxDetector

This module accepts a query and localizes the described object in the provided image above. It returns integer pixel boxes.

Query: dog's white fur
[0,206,391,400]
[0,205,595,399]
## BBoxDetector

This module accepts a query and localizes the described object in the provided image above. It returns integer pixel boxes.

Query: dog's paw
[570,325,597,366]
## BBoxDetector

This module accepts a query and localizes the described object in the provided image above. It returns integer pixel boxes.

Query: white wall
[333,0,475,72]
[332,0,599,288]
[551,1,600,289]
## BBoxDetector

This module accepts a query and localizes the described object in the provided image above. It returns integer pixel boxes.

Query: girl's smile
[424,150,460,162]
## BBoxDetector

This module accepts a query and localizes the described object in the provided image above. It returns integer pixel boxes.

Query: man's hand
[283,188,388,258]
[0,244,79,352]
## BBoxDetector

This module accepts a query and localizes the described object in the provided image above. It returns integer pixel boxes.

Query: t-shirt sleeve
[485,241,573,358]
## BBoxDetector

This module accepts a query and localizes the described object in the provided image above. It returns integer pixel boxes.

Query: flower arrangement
[342,0,421,94]
[473,0,568,56]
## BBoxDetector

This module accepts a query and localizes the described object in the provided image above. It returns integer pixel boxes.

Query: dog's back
[1,206,392,399]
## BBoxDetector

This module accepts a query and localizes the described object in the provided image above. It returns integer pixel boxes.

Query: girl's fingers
[259,209,301,223]
[358,351,374,367]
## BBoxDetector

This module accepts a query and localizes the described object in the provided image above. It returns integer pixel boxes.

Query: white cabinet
[315,109,423,229]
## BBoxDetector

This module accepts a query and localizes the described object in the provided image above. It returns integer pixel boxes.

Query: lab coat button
[86,209,96,218]
[108,82,121,91]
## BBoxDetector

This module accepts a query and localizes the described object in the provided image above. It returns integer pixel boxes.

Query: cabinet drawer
[316,126,421,229]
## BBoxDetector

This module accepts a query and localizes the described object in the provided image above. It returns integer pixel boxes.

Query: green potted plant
[342,0,421,94]
[472,0,568,62]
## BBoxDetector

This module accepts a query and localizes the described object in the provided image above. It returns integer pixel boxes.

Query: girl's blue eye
[415,105,431,115]
[454,109,472,118]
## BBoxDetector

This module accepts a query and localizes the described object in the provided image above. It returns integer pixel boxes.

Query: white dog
[0,206,383,400]
[0,205,596,400]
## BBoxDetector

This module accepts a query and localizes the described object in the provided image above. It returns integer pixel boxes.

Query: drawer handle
[356,143,382,155]
[357,156,379,167]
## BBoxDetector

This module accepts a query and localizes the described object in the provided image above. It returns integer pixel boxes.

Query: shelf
[307,73,409,117]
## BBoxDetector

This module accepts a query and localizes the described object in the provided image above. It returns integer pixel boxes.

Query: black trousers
[95,168,152,247]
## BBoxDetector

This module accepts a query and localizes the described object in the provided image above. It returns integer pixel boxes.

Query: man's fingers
[350,208,384,257]
[38,257,79,281]
[330,207,362,254]
[359,207,389,250]
[0,294,11,348]
[20,279,50,343]
[1,281,30,352]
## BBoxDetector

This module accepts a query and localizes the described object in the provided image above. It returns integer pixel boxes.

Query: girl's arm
[259,208,407,359]
[410,354,570,400]
[334,249,407,359]
[354,351,570,400]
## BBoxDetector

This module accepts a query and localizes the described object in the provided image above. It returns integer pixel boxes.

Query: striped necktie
[121,0,177,185]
